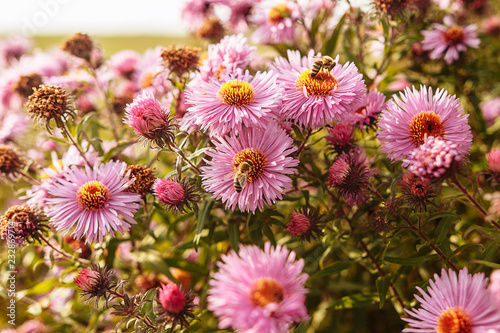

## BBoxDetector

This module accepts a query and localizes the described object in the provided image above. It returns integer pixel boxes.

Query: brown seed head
[62,33,94,62]
[374,0,413,16]
[0,204,45,245]
[123,165,156,198]
[25,85,73,130]
[196,17,224,42]
[12,73,43,99]
[161,45,201,77]
[0,145,23,178]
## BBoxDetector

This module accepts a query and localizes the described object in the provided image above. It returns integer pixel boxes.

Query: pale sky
[0,0,190,36]
[0,0,372,37]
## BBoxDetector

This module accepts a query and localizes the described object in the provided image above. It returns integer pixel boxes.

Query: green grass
[32,35,202,55]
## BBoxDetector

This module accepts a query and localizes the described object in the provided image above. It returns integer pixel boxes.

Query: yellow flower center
[76,181,110,211]
[233,148,267,183]
[436,307,472,333]
[408,110,444,146]
[250,278,285,307]
[444,26,465,45]
[295,69,339,97]
[268,4,292,24]
[217,80,255,107]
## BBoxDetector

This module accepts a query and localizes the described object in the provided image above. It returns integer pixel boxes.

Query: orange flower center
[408,110,444,146]
[250,278,285,307]
[436,307,472,333]
[233,148,267,183]
[76,181,110,211]
[295,70,338,97]
[217,80,255,106]
[141,72,154,89]
[268,4,292,24]
[443,26,465,45]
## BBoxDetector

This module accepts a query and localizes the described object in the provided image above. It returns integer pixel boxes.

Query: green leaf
[428,210,460,222]
[384,254,440,265]
[228,222,240,252]
[469,259,500,269]
[293,321,310,333]
[313,261,354,278]
[194,199,214,250]
[376,275,391,308]
[322,14,345,55]
[301,190,310,206]
[446,243,483,261]
[327,293,379,310]
[103,141,136,162]
[25,278,59,295]
[163,258,207,277]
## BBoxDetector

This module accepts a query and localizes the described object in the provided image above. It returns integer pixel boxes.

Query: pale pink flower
[480,97,500,126]
[250,0,300,44]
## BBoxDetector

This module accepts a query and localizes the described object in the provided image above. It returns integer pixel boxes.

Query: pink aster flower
[123,91,177,148]
[0,111,28,144]
[181,0,215,33]
[325,123,354,155]
[489,270,500,310]
[208,242,309,332]
[344,89,387,130]
[403,268,500,332]
[198,34,256,81]
[220,0,262,33]
[421,16,480,64]
[405,136,462,179]
[480,97,500,126]
[272,50,365,129]
[377,85,472,164]
[250,0,300,44]
[488,148,500,174]
[184,70,282,137]
[0,35,32,67]
[201,124,298,213]
[108,50,141,78]
[45,160,141,243]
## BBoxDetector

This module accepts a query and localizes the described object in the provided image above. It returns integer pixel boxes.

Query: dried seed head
[196,17,224,42]
[62,33,94,62]
[25,85,74,131]
[374,0,413,17]
[12,73,43,99]
[161,45,201,77]
[123,165,156,198]
[0,204,47,245]
[0,145,24,179]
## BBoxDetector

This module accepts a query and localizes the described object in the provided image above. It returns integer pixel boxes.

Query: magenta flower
[198,34,256,81]
[208,242,308,332]
[480,97,500,126]
[403,268,500,332]
[344,89,387,130]
[153,177,200,213]
[250,1,300,44]
[377,85,472,164]
[421,16,480,64]
[488,148,500,174]
[220,0,262,33]
[45,160,141,243]
[184,70,282,137]
[181,0,215,33]
[201,124,298,213]
[108,49,141,78]
[272,50,365,129]
[405,136,462,179]
[123,90,176,148]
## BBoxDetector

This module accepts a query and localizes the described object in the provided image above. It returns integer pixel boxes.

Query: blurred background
[0,0,196,53]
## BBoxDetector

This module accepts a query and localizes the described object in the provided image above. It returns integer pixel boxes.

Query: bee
[233,160,253,193]
[309,56,336,79]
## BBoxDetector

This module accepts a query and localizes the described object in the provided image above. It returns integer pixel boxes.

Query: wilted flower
[374,0,413,16]
[208,242,309,332]
[403,268,500,332]
[25,85,74,131]
[399,172,436,211]
[325,123,354,156]
[123,164,155,198]
[61,33,94,62]
[153,176,200,213]
[285,207,325,242]
[405,136,462,180]
[161,45,201,77]
[0,145,23,180]
[74,265,121,307]
[328,152,371,206]
[45,160,142,243]
[196,17,225,42]
[155,282,197,330]
[0,204,47,246]
[12,73,43,99]
[201,124,298,213]
[378,85,472,163]
[421,16,480,64]
[123,91,177,148]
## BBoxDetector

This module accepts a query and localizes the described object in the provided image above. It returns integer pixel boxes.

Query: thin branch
[38,232,90,265]
[60,122,92,168]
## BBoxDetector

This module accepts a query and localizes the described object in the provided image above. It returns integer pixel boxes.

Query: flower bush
[1,0,500,332]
